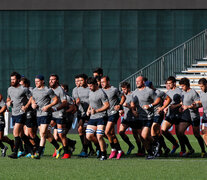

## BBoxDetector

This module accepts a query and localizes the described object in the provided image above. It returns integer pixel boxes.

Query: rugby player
[131,76,158,159]
[86,77,109,160]
[7,72,33,159]
[31,75,60,159]
[93,67,103,78]
[161,76,180,154]
[145,81,171,156]
[76,74,95,157]
[119,82,143,156]
[178,78,205,157]
[101,76,125,159]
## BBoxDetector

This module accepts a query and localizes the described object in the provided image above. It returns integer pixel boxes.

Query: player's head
[179,77,190,91]
[61,84,69,93]
[121,81,130,94]
[10,72,21,87]
[166,76,176,89]
[20,77,30,88]
[87,77,98,91]
[136,76,145,89]
[198,78,207,92]
[35,75,44,88]
[101,76,110,89]
[79,74,88,87]
[75,74,80,87]
[49,74,59,88]
[93,67,103,77]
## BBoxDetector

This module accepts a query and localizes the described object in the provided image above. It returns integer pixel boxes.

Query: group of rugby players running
[0,67,207,160]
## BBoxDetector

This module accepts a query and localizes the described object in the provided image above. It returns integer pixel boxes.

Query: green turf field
[1,134,207,180]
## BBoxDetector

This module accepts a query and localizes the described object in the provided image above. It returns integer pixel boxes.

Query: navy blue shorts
[107,113,119,123]
[25,111,37,128]
[52,117,66,125]
[137,120,152,129]
[121,120,140,129]
[37,116,51,126]
[165,115,180,125]
[180,118,200,127]
[88,117,107,126]
[12,114,26,126]
[153,114,164,125]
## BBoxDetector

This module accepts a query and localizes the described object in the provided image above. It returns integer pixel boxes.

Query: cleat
[8,152,18,159]
[116,151,124,159]
[201,152,206,158]
[100,155,107,161]
[56,145,63,159]
[127,145,135,155]
[152,142,160,157]
[170,143,179,154]
[25,153,32,158]
[40,147,45,157]
[78,151,88,157]
[109,149,117,159]
[146,153,155,160]
[61,153,71,159]
[164,148,170,156]
[17,151,26,158]
[96,150,101,158]
[34,153,40,159]
[1,146,8,157]
[179,151,187,157]
[52,149,56,157]
[88,149,96,156]
[186,149,195,157]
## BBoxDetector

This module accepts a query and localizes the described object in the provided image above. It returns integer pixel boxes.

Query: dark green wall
[0,10,207,97]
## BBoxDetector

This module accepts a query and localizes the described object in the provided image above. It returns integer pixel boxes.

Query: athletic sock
[159,135,167,149]
[67,138,75,146]
[183,135,193,150]
[162,131,178,146]
[195,135,206,152]
[38,146,44,155]
[114,142,121,151]
[110,142,115,149]
[51,139,59,149]
[0,140,5,149]
[94,143,100,151]
[120,133,133,147]
[88,141,94,151]
[14,136,21,154]
[80,135,84,149]
[33,136,40,149]
[22,135,33,153]
[63,146,69,154]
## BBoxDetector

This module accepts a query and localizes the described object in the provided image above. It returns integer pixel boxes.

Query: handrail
[120,29,207,90]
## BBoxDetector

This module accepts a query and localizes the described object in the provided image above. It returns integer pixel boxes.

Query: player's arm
[130,101,138,117]
[21,96,32,112]
[42,96,58,112]
[0,105,7,114]
[157,95,171,113]
[114,94,126,111]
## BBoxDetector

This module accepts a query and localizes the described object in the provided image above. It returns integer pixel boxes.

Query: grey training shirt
[154,89,166,116]
[181,88,200,121]
[7,85,31,116]
[123,93,134,121]
[132,87,156,121]
[51,86,67,119]
[200,90,207,122]
[102,86,121,116]
[32,86,55,117]
[89,88,109,119]
[166,88,182,117]
[77,86,90,117]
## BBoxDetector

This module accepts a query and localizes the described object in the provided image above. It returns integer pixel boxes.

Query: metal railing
[120,29,207,91]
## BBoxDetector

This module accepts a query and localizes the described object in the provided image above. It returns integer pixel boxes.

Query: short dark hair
[93,67,103,75]
[50,74,59,81]
[87,77,98,85]
[75,74,80,79]
[11,72,21,80]
[101,76,110,81]
[179,77,190,87]
[61,84,69,92]
[121,81,130,89]
[198,78,207,85]
[20,77,30,87]
[143,77,148,82]
[95,76,101,82]
[167,76,176,83]
[79,73,88,80]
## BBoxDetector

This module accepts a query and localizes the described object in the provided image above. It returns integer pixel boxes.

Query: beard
[11,81,19,87]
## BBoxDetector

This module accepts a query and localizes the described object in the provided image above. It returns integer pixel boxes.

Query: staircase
[119,29,207,92]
